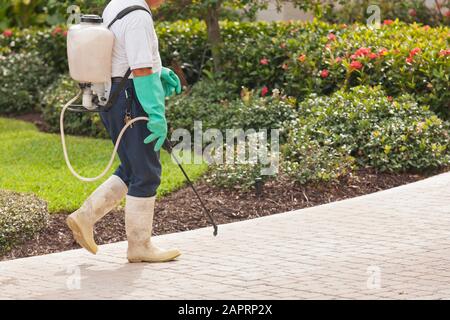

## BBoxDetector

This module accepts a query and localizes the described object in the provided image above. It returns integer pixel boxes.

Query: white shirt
[103,0,162,77]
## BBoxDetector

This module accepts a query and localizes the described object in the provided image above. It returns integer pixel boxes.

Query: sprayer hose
[60,91,149,182]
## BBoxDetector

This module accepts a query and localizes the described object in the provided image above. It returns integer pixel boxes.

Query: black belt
[112,77,129,83]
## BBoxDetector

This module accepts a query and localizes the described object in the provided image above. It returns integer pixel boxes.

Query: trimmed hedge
[166,79,297,143]
[210,85,450,189]
[0,190,49,254]
[285,86,450,174]
[1,20,448,116]
[166,79,238,135]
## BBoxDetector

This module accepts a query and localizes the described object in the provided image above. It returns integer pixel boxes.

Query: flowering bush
[282,21,450,118]
[0,26,67,73]
[167,79,297,143]
[166,78,238,135]
[1,20,448,118]
[285,86,450,173]
[0,51,54,114]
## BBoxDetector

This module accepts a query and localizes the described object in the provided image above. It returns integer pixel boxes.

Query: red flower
[445,10,450,18]
[320,69,330,78]
[335,57,343,63]
[383,19,394,25]
[369,53,378,60]
[328,33,336,41]
[356,47,371,56]
[63,30,68,37]
[2,29,13,37]
[297,54,306,63]
[408,9,417,17]
[410,47,421,56]
[423,25,430,31]
[350,60,363,70]
[387,96,394,102]
[52,26,63,36]
[281,63,289,70]
[439,49,450,57]
[260,58,269,65]
[406,47,421,64]
[378,48,389,56]
[351,47,372,60]
[261,86,269,97]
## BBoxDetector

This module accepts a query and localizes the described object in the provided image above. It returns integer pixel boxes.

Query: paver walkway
[2,172,450,300]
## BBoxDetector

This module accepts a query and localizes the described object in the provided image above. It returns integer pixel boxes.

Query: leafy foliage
[0,51,54,114]
[0,190,49,254]
[41,74,108,138]
[285,86,450,174]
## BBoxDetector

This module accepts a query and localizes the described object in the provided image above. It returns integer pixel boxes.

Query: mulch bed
[1,168,439,261]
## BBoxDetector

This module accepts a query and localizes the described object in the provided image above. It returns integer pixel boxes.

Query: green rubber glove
[160,67,182,97]
[133,73,167,151]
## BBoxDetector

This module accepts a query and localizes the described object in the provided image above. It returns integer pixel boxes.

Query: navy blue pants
[100,80,161,197]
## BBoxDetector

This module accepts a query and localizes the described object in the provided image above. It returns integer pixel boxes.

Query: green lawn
[0,118,207,213]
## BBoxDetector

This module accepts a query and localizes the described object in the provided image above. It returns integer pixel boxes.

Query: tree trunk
[205,2,223,73]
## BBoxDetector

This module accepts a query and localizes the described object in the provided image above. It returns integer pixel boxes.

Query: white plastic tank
[67,15,114,83]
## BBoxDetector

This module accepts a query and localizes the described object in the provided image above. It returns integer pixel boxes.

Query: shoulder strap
[107,5,152,29]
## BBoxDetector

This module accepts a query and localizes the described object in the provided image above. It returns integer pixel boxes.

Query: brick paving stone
[2,172,450,299]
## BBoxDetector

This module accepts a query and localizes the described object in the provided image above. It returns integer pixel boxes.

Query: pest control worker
[66,0,182,263]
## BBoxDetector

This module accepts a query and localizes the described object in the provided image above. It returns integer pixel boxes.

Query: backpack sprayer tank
[67,15,114,110]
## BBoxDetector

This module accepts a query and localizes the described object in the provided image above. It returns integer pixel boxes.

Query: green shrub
[0,190,49,254]
[0,26,67,73]
[0,0,104,29]
[285,86,450,173]
[166,78,239,134]
[207,162,271,191]
[157,19,209,81]
[167,80,297,143]
[206,145,278,190]
[2,20,449,117]
[283,138,355,184]
[161,20,449,117]
[0,51,54,114]
[221,90,298,142]
[41,74,108,138]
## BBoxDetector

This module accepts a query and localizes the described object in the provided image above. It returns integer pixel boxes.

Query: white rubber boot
[66,175,128,254]
[126,195,181,263]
